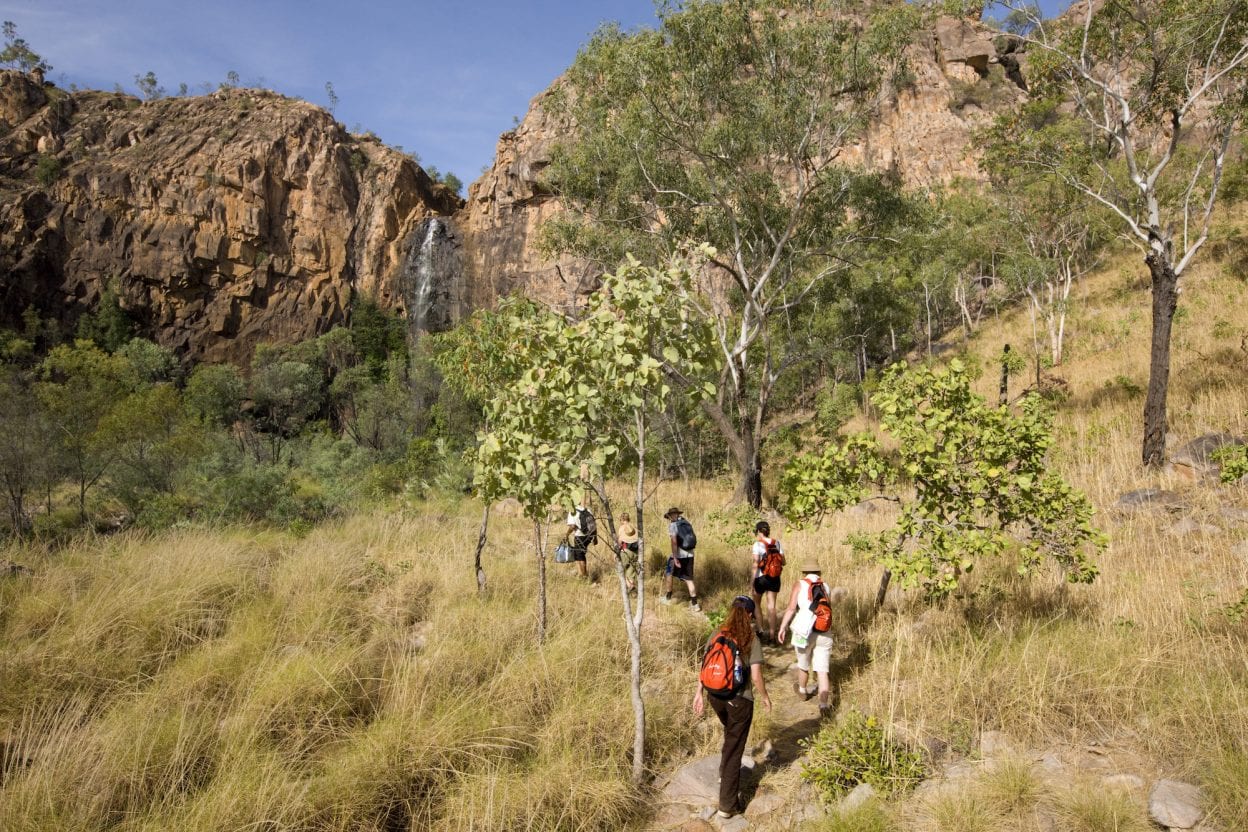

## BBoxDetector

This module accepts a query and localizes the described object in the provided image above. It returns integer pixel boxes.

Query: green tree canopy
[543,0,918,505]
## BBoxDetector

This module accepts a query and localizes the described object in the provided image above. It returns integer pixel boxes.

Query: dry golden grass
[794,244,1248,830]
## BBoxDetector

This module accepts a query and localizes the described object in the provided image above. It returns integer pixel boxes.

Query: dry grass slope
[1,234,1246,831]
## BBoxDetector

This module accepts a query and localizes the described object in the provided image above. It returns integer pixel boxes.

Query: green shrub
[34,153,61,186]
[801,710,925,800]
[1212,443,1248,483]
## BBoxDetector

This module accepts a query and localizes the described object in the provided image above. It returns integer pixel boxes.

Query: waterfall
[399,216,461,340]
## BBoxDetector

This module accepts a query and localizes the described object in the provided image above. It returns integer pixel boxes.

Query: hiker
[563,499,597,579]
[750,520,785,643]
[777,560,839,718]
[693,595,772,819]
[661,507,700,612]
[616,513,640,592]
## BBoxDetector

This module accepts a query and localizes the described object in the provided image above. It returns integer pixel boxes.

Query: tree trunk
[534,519,547,643]
[629,422,647,784]
[474,503,489,594]
[1142,251,1179,467]
[874,569,891,608]
[999,344,1010,406]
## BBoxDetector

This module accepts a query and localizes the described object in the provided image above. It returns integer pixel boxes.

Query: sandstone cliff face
[454,83,599,314]
[454,15,1026,310]
[0,72,462,364]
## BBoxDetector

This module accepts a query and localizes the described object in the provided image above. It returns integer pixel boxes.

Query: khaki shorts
[795,631,833,674]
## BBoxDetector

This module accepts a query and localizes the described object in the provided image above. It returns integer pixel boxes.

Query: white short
[795,632,833,674]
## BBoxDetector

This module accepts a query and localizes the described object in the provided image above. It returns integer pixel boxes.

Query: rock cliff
[0,71,463,364]
[455,14,1026,310]
[0,11,1027,363]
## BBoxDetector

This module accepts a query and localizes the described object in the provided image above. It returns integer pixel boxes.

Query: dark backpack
[699,632,746,699]
[577,508,598,546]
[808,578,833,633]
[760,538,785,579]
[674,518,697,551]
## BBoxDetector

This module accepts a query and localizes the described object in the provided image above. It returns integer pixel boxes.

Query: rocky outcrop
[454,83,598,314]
[0,71,463,364]
[455,15,1028,310]
[2,11,1032,362]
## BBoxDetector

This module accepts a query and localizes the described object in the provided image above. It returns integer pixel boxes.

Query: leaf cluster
[463,254,721,520]
[782,361,1103,598]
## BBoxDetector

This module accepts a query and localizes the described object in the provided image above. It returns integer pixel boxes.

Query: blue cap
[732,595,756,614]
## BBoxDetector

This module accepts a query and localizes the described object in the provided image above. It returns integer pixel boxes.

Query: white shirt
[668,519,694,558]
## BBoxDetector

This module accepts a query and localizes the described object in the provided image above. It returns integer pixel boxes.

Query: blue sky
[2,1,1068,192]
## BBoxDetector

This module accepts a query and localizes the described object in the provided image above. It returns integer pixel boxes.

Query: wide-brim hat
[618,524,639,545]
[800,560,822,574]
[663,507,682,519]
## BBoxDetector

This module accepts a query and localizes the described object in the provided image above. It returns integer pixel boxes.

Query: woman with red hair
[692,596,772,818]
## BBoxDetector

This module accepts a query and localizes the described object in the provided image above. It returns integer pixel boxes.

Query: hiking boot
[690,601,702,613]
[660,596,674,605]
[716,809,736,818]
[793,681,812,701]
[818,703,833,719]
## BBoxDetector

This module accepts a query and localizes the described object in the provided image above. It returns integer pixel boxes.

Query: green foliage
[349,297,407,379]
[801,710,925,800]
[783,361,1103,598]
[706,503,766,548]
[116,337,178,385]
[543,0,918,502]
[34,153,61,187]
[782,432,891,529]
[76,283,136,352]
[134,71,164,100]
[1211,443,1248,483]
[471,252,719,518]
[441,171,463,195]
[1223,587,1248,625]
[36,340,132,521]
[185,364,245,427]
[1,20,50,73]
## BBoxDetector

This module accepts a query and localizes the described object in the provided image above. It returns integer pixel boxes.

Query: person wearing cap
[777,559,839,718]
[661,507,700,612]
[616,513,640,592]
[693,595,772,819]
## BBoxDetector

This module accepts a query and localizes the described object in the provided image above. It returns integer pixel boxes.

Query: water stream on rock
[399,216,460,340]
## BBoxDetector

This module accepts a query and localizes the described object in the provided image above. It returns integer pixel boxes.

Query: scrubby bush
[801,710,925,800]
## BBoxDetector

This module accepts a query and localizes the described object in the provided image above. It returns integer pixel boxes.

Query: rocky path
[648,635,856,832]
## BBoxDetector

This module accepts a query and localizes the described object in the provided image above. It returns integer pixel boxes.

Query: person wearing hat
[777,559,842,718]
[693,595,772,818]
[616,513,640,592]
[661,507,700,611]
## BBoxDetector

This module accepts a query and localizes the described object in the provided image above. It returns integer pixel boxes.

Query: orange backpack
[760,538,785,579]
[807,577,833,633]
[700,632,747,699]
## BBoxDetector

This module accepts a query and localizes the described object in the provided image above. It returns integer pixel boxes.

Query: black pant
[707,693,754,813]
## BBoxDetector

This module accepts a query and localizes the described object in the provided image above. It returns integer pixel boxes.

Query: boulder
[934,16,997,75]
[1169,433,1246,482]
[839,782,878,812]
[743,787,785,819]
[979,730,1015,758]
[1149,779,1205,829]
[1216,506,1248,525]
[661,754,755,807]
[1101,773,1145,792]
[1167,517,1221,537]
[1114,489,1185,513]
